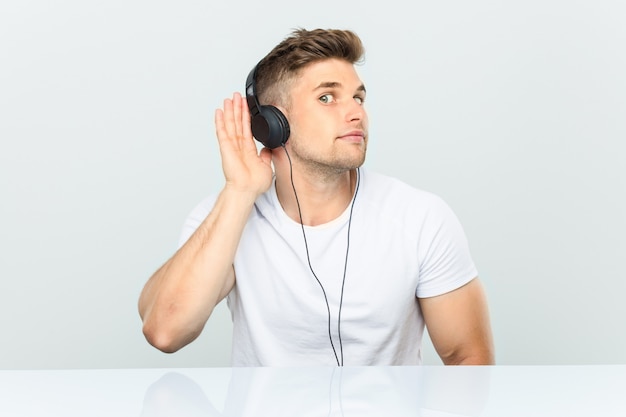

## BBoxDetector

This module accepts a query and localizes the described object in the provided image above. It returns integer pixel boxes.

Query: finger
[240,92,253,140]
[259,146,273,167]
[215,108,227,146]
[222,97,237,140]
[233,92,243,138]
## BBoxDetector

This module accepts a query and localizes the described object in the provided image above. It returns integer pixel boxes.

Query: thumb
[259,147,273,166]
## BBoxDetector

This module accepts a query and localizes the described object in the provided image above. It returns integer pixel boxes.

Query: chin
[337,154,366,171]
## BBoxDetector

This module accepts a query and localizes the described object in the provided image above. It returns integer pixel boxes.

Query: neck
[274,161,358,227]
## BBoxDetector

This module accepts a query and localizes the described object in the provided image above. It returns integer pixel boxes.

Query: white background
[1,0,624,369]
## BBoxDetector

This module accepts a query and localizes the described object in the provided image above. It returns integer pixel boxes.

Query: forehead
[291,58,364,91]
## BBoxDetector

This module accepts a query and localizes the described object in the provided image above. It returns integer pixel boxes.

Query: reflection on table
[141,366,491,417]
[1,365,625,416]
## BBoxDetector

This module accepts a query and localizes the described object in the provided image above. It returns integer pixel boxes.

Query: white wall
[1,0,624,369]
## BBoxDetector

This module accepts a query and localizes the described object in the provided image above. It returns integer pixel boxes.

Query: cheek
[292,113,330,139]
[362,110,370,127]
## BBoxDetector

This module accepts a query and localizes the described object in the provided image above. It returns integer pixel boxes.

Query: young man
[139,28,494,366]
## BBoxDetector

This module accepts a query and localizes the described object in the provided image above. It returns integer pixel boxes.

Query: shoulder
[358,168,451,218]
[357,169,469,252]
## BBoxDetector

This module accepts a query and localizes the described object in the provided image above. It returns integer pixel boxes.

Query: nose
[345,99,365,123]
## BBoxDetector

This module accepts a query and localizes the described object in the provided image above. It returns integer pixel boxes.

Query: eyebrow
[313,82,367,93]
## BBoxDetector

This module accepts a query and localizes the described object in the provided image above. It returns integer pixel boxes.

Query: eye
[319,93,335,104]
[354,95,365,105]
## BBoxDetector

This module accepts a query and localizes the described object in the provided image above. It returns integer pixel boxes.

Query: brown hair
[255,28,365,108]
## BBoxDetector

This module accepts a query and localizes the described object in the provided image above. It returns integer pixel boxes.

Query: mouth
[337,130,366,143]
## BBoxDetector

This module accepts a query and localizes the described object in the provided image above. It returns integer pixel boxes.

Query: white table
[1,365,625,416]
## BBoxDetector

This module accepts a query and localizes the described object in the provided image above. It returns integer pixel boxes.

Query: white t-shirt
[179,168,477,366]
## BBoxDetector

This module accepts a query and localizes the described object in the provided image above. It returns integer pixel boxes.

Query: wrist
[222,182,264,204]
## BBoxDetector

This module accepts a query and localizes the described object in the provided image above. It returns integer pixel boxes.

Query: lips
[338,130,365,142]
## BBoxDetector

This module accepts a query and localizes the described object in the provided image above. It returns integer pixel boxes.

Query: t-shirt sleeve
[415,196,478,298]
[177,195,218,249]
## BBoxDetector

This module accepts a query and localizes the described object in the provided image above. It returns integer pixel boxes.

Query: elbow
[442,346,495,366]
[139,295,209,354]
[451,353,495,366]
[142,319,191,354]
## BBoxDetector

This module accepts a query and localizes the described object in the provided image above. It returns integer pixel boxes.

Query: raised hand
[215,92,274,196]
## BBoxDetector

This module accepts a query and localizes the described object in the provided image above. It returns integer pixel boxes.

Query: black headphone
[245,64,290,149]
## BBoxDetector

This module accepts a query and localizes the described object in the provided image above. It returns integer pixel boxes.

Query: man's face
[283,58,368,175]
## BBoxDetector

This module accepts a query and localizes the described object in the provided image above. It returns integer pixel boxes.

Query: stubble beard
[288,139,367,180]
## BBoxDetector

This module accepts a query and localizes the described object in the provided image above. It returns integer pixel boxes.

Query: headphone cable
[282,144,359,367]
[338,167,359,366]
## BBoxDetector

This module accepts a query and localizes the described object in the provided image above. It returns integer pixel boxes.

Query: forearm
[139,186,257,352]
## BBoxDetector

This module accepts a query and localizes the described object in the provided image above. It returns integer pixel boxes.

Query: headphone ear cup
[252,105,290,149]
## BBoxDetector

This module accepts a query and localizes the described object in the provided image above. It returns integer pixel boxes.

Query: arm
[138,92,273,353]
[419,277,495,365]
